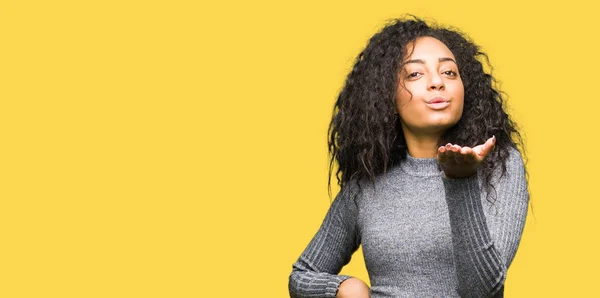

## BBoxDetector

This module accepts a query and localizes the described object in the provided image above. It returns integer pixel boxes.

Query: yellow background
[1,0,598,297]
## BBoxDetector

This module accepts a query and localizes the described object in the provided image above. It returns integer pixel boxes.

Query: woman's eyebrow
[439,57,457,64]
[404,57,457,65]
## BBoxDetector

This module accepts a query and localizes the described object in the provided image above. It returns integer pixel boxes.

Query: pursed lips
[427,96,449,104]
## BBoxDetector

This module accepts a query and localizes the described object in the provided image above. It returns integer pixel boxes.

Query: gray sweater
[289,148,529,298]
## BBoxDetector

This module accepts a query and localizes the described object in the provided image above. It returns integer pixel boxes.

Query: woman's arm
[442,147,529,297]
[288,183,366,298]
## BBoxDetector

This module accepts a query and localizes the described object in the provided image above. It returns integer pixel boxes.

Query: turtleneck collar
[399,153,443,177]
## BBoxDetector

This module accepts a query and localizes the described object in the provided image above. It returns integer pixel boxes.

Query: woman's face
[396,36,464,136]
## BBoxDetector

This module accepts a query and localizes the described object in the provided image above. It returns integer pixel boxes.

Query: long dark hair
[328,16,525,200]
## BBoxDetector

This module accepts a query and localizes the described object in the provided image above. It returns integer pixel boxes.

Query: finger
[480,136,495,158]
[449,145,462,163]
[437,146,447,162]
[462,147,476,163]
[450,144,461,153]
[445,144,456,161]
[440,146,453,163]
[453,146,466,163]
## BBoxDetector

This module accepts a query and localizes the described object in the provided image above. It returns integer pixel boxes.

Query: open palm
[437,136,496,179]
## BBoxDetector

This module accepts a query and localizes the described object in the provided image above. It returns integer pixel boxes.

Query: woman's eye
[407,72,421,78]
[443,70,457,76]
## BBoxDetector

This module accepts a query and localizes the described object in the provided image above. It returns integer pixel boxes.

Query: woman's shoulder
[486,146,526,184]
[338,179,364,199]
[505,146,526,172]
[476,146,526,184]
[335,177,374,208]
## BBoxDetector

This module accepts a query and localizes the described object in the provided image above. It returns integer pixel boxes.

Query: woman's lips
[427,101,450,110]
[427,97,450,110]
[427,96,448,104]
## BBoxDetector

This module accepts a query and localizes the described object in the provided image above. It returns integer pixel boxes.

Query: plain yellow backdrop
[1,0,599,297]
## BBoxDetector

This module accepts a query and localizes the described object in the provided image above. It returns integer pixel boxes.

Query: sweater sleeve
[443,148,529,298]
[288,183,362,298]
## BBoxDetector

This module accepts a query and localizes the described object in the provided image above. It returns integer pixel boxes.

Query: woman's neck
[401,125,442,158]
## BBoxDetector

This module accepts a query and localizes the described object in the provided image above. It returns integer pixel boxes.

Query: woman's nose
[428,74,445,90]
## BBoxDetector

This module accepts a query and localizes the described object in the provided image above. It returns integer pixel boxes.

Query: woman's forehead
[403,36,455,61]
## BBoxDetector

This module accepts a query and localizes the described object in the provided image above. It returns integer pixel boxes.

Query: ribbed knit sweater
[289,148,529,298]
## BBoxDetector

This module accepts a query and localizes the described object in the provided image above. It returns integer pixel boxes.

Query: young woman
[288,17,529,298]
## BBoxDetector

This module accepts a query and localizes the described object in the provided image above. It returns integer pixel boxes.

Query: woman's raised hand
[437,136,496,179]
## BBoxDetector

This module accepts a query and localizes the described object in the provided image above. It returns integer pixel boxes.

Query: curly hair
[328,16,525,201]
